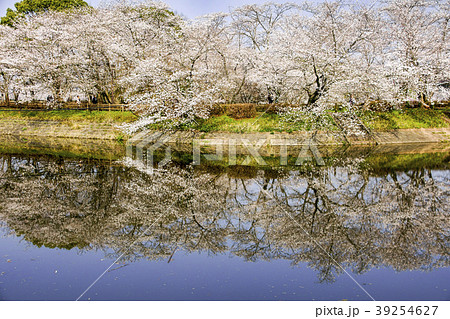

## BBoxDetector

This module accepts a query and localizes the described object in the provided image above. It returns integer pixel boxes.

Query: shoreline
[0,132,448,170]
[0,119,450,146]
[0,118,449,145]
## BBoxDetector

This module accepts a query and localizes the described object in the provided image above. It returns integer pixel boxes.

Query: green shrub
[255,103,298,114]
[210,104,227,116]
[255,104,279,114]
[225,104,257,119]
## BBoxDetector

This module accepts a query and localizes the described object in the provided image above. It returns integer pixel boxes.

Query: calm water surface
[0,147,449,301]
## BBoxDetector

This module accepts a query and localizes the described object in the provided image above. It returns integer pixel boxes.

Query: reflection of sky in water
[0,153,449,300]
[1,234,449,301]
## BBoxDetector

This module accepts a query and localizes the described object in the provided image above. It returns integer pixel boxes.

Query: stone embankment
[0,119,121,140]
[0,118,449,146]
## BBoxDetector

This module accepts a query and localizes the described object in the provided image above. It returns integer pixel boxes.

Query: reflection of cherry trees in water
[223,163,449,282]
[0,155,125,249]
[0,154,448,282]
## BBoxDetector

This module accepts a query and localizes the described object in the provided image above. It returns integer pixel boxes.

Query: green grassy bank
[0,110,137,124]
[360,108,450,131]
[148,112,339,133]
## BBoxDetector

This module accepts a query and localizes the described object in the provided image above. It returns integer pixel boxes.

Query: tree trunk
[307,59,328,106]
[4,91,10,106]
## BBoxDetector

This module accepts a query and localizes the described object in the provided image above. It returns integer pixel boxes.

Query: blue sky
[0,0,313,19]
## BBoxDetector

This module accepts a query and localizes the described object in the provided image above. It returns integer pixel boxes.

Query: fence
[0,101,128,112]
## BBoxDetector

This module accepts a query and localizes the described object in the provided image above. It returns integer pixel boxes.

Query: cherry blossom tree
[381,0,448,105]
[0,0,447,124]
[0,25,20,104]
[121,11,233,132]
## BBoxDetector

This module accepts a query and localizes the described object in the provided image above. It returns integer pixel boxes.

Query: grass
[360,108,450,131]
[149,113,339,133]
[0,110,138,124]
[191,114,287,133]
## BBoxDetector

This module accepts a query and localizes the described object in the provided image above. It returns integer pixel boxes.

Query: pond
[0,138,449,301]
